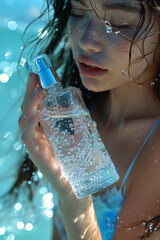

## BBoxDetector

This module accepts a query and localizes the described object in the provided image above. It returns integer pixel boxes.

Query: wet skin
[19,0,160,239]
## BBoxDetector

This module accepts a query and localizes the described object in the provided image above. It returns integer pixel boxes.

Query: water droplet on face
[106,27,113,33]
[127,227,132,232]
[151,82,155,86]
[104,21,113,33]
[121,70,126,75]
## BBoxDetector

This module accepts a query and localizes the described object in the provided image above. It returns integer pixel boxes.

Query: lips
[77,57,108,78]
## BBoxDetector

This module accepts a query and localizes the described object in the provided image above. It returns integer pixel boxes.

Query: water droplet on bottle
[93,121,97,128]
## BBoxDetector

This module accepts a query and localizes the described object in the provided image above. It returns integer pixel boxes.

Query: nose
[79,20,104,53]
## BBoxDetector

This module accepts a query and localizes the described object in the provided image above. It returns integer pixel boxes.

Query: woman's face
[68,0,160,92]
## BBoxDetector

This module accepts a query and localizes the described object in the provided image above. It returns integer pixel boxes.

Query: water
[0,1,54,239]
[40,110,119,199]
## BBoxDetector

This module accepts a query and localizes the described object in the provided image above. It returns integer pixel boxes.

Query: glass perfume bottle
[31,54,119,199]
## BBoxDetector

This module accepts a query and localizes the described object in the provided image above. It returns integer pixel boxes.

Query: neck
[107,81,160,125]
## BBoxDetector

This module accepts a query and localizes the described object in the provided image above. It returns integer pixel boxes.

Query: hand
[18,73,91,209]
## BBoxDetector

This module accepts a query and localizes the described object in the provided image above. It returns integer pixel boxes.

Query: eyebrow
[71,0,141,13]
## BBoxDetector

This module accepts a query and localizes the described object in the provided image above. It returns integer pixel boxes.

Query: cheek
[106,35,131,67]
[67,20,81,51]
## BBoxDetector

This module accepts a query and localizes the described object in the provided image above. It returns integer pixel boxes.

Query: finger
[21,109,41,145]
[21,73,40,112]
[19,87,43,132]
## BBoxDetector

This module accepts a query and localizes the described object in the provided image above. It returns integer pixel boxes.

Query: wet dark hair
[16,0,160,238]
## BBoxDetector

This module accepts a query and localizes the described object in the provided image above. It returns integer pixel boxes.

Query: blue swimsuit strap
[120,118,160,197]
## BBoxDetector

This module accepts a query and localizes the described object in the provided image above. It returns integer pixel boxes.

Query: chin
[81,77,106,93]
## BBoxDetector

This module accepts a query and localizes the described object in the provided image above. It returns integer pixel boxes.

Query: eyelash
[70,10,86,19]
[70,10,130,30]
[111,23,130,30]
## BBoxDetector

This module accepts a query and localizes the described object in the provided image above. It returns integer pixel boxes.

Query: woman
[19,0,160,239]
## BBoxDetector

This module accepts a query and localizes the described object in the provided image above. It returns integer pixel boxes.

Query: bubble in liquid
[13,142,23,151]
[39,186,48,195]
[10,62,18,71]
[4,51,13,60]
[3,131,14,141]
[9,88,18,98]
[25,223,33,231]
[14,202,22,211]
[0,73,9,83]
[16,222,24,230]
[0,227,6,235]
[93,121,97,128]
[19,57,27,67]
[6,234,15,240]
[44,209,54,218]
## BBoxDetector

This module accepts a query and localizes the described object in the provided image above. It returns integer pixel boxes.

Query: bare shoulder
[134,117,160,198]
[128,117,160,210]
[112,118,160,240]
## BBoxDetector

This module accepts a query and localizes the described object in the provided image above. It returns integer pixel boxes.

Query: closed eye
[111,23,130,29]
[70,9,85,18]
